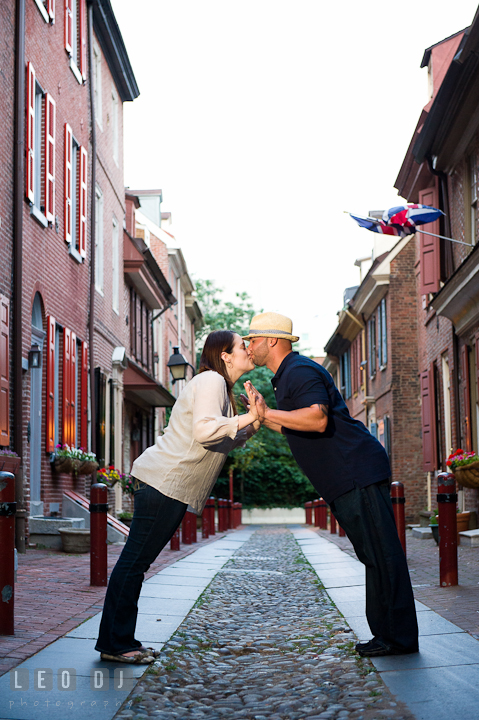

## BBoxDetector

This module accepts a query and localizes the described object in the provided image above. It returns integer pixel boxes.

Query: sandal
[138,646,161,657]
[100,649,157,664]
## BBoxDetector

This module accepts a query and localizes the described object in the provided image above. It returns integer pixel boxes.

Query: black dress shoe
[355,638,419,657]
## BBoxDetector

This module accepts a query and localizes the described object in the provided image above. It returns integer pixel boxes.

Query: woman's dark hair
[199,330,237,413]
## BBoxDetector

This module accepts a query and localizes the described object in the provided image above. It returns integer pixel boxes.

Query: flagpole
[414,229,472,247]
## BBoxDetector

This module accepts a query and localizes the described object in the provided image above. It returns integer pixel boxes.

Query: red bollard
[318,499,328,529]
[182,512,192,544]
[208,497,216,535]
[201,505,209,539]
[236,502,242,527]
[390,481,406,556]
[218,499,226,532]
[330,512,337,534]
[206,497,216,535]
[305,501,313,525]
[437,472,458,587]
[338,525,346,537]
[90,483,108,586]
[190,511,197,543]
[170,527,180,550]
[0,471,16,634]
[313,499,320,527]
[227,499,233,530]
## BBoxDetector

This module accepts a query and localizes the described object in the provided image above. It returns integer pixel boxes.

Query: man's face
[247,336,269,367]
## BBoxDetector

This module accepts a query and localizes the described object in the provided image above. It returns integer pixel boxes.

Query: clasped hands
[241,381,268,424]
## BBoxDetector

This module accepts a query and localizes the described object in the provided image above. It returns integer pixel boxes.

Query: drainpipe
[13,0,26,552]
[87,0,96,457]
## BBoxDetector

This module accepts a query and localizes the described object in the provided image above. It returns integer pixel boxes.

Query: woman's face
[223,333,254,379]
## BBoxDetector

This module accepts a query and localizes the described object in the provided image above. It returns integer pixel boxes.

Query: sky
[111,0,479,355]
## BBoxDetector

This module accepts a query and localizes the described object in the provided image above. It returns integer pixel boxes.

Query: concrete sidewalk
[296,528,479,720]
[1,525,478,720]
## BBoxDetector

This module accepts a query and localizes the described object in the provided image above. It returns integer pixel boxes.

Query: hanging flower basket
[447,449,479,489]
[453,462,479,489]
[77,460,99,476]
[0,454,21,475]
[52,455,73,474]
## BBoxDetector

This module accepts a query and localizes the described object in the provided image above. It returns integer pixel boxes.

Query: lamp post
[167,346,196,383]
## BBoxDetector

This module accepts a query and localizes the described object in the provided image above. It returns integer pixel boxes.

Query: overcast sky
[112,0,479,354]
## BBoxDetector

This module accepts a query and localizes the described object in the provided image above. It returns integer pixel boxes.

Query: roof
[420,28,467,68]
[92,0,139,102]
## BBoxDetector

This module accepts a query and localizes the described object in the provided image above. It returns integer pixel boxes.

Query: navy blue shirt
[271,352,391,504]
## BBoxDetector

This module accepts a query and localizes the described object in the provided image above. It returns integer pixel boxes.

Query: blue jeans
[330,480,418,652]
[95,482,187,655]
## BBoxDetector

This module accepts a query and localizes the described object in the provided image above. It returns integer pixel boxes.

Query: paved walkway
[1,525,478,720]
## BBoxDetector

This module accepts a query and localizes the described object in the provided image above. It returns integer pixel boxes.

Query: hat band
[248,328,293,336]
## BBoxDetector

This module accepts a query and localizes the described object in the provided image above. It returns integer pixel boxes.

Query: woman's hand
[244,382,260,421]
[244,381,268,422]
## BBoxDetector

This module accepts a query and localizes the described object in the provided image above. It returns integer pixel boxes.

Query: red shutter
[47,0,55,22]
[46,316,55,452]
[80,341,88,448]
[0,296,10,447]
[44,93,56,223]
[419,186,441,295]
[26,62,35,203]
[64,123,72,244]
[79,0,87,80]
[70,333,76,446]
[63,328,71,445]
[79,146,87,258]
[421,365,437,472]
[462,345,472,452]
[65,0,73,54]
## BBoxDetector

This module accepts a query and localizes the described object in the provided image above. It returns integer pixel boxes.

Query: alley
[119,528,413,720]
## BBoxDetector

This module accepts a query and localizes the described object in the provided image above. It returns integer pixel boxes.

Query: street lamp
[167,346,196,383]
[28,344,42,369]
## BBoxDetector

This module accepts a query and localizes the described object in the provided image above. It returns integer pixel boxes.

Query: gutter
[13,0,26,552]
[87,0,97,456]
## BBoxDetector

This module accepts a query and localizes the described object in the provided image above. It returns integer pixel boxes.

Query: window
[377,298,387,368]
[62,328,77,446]
[33,0,54,23]
[468,155,477,246]
[65,0,86,82]
[93,41,102,127]
[0,296,10,447]
[95,186,104,293]
[64,128,87,260]
[368,315,377,377]
[26,63,56,225]
[340,349,351,400]
[129,288,152,372]
[112,217,119,313]
[111,86,119,164]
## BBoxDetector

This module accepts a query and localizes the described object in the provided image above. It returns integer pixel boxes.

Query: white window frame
[95,185,104,294]
[112,216,119,314]
[69,136,82,262]
[93,41,102,129]
[378,298,387,370]
[111,86,119,165]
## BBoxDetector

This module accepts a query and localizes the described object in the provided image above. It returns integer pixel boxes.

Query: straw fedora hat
[243,312,299,343]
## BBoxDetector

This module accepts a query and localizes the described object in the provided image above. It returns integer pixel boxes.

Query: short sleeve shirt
[271,353,391,504]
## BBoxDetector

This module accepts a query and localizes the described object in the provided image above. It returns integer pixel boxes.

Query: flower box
[0,456,21,475]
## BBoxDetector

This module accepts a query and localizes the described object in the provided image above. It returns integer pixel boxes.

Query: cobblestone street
[118,528,413,720]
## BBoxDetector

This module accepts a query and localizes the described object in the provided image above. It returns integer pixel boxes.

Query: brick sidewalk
[316,527,479,639]
[0,530,229,677]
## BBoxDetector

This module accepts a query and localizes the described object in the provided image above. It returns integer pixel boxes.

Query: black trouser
[95,482,187,655]
[330,480,418,652]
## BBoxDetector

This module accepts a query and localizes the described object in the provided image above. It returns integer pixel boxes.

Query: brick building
[324,233,424,521]
[0,0,204,550]
[395,11,479,522]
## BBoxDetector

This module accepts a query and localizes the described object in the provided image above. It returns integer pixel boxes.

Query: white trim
[33,0,50,22]
[30,204,48,228]
[69,58,83,85]
[69,245,83,264]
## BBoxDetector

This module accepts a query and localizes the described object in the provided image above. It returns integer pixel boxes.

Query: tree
[195,279,317,508]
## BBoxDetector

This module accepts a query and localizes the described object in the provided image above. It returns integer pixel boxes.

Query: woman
[95,330,260,663]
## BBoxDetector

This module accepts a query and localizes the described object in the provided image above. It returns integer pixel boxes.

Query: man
[243,311,418,658]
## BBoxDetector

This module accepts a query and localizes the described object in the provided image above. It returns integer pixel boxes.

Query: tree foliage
[195,279,316,508]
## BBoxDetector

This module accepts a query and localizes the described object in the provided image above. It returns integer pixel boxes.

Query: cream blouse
[130,370,253,514]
